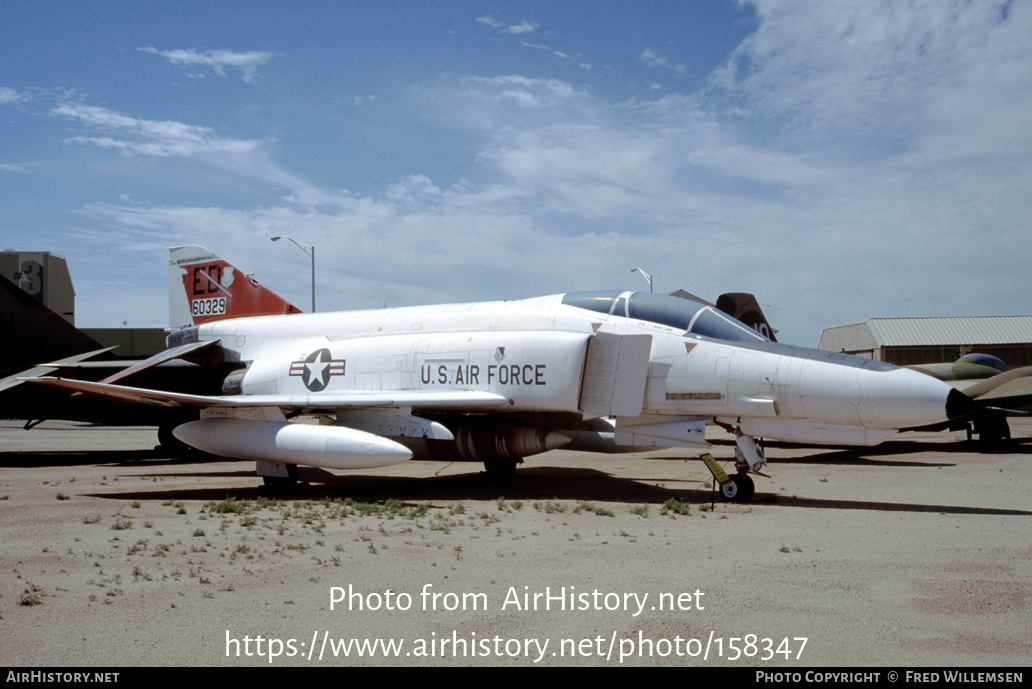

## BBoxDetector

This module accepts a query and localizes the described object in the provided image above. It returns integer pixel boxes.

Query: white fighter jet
[29,246,974,501]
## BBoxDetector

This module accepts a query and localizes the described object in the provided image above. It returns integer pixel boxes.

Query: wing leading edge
[24,376,510,412]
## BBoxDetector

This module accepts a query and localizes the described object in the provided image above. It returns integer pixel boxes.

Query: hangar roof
[820,316,1032,350]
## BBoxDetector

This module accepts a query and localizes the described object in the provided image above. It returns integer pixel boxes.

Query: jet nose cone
[946,388,978,421]
[856,367,959,430]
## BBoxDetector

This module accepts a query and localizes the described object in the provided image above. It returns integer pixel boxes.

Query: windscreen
[562,290,768,342]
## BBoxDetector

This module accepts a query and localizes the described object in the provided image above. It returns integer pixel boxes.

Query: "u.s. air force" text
[420,364,547,386]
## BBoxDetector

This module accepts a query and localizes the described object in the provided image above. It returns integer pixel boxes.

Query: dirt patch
[1,420,1030,666]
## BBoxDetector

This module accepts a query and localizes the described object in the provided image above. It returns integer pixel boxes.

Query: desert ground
[0,418,1029,667]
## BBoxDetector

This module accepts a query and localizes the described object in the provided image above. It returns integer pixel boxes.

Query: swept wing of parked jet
[28,246,974,501]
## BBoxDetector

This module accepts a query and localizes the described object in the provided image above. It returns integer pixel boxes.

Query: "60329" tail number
[192,297,227,317]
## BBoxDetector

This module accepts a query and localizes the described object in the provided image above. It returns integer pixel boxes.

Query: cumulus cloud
[711,0,1029,156]
[413,2,1028,340]
[47,2,1032,343]
[139,47,276,82]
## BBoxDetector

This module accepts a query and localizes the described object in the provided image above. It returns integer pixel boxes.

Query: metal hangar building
[817,316,1032,368]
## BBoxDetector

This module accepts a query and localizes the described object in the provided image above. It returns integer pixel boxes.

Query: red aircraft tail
[168,246,302,328]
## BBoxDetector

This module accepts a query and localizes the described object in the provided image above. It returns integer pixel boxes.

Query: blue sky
[1,0,1028,345]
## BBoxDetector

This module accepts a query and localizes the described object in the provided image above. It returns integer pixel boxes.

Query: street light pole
[271,236,316,312]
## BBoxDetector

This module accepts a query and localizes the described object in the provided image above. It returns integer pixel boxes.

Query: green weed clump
[19,583,43,606]
[660,498,691,516]
[209,498,247,514]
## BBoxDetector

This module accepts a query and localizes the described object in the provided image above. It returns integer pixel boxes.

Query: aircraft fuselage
[175,291,959,450]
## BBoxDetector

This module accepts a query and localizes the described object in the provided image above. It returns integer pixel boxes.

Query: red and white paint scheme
[168,245,302,326]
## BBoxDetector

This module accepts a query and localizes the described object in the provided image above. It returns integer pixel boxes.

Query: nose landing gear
[700,432,766,503]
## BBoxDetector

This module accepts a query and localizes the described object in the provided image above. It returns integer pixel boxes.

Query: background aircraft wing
[963,367,1032,413]
[0,347,118,393]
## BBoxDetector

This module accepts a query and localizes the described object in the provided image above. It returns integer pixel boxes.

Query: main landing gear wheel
[156,422,189,456]
[483,457,521,478]
[719,473,755,503]
[262,463,299,490]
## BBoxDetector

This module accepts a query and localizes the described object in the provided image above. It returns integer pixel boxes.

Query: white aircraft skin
[29,246,971,501]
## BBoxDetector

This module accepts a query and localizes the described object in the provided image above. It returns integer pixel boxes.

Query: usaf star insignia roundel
[288,348,346,392]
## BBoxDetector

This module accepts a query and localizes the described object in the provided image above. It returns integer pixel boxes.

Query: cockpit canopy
[562,290,768,343]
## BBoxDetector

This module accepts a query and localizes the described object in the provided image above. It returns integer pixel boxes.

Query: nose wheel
[718,473,755,502]
[701,452,759,503]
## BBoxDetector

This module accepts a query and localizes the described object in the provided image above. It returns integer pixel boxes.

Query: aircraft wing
[24,376,510,412]
[936,365,1032,413]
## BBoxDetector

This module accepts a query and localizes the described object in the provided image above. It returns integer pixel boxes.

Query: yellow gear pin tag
[700,453,730,485]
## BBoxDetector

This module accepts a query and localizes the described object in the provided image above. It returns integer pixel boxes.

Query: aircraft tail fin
[715,293,777,342]
[168,246,303,329]
[1,267,103,372]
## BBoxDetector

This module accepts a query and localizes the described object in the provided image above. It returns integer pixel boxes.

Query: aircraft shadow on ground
[69,462,1032,517]
[731,437,1032,466]
[755,495,1032,517]
[646,449,956,468]
[0,449,212,468]
[6,438,1024,471]
[83,465,706,506]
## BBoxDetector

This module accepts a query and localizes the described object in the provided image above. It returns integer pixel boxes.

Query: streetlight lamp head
[631,267,653,292]
[270,235,316,313]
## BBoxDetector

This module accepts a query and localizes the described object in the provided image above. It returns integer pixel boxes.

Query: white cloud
[521,42,592,71]
[476,16,535,34]
[52,2,1032,345]
[712,0,1030,156]
[0,87,21,104]
[419,2,1029,340]
[477,15,588,70]
[138,47,276,83]
[640,49,687,76]
[505,21,536,35]
[52,102,263,157]
[476,16,502,29]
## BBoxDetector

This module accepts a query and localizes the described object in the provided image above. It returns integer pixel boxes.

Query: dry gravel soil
[1,418,1029,667]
